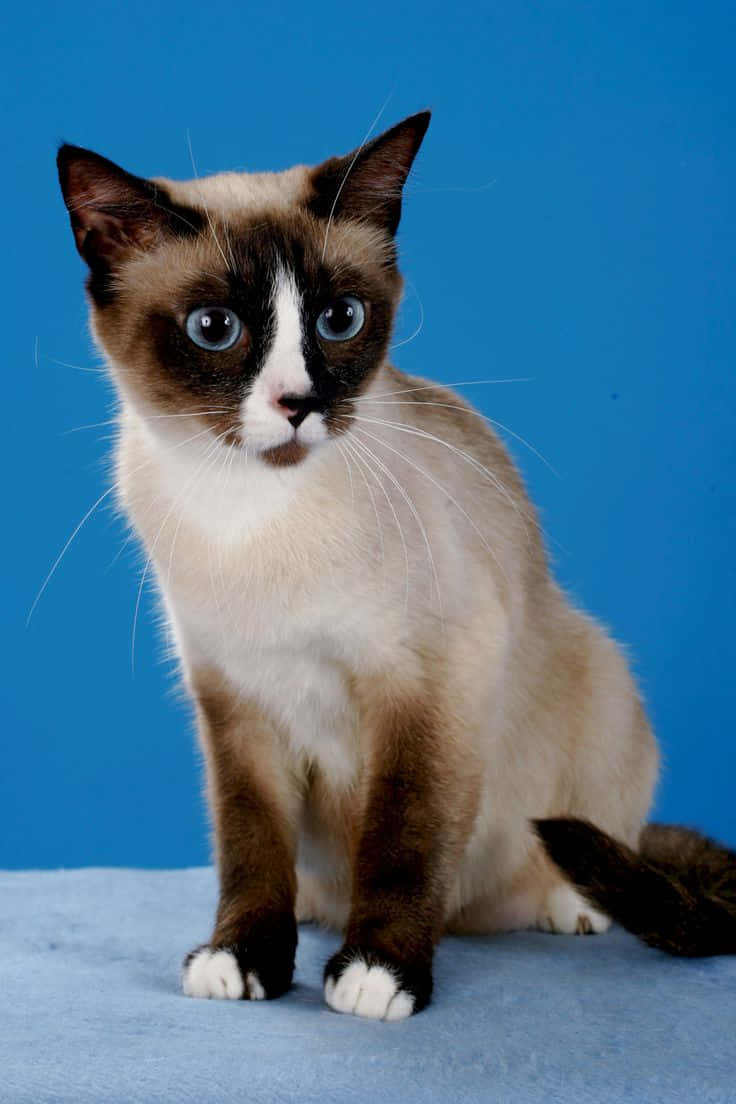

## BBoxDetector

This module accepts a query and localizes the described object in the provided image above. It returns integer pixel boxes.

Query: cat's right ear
[57,145,201,294]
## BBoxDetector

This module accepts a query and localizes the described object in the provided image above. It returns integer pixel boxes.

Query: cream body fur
[116,355,657,933]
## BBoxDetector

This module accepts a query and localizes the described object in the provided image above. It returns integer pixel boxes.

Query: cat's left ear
[309,111,431,237]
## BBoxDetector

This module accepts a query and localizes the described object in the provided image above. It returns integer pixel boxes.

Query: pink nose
[275,392,322,429]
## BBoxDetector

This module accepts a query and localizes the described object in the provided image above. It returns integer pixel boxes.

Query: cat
[56,111,736,1021]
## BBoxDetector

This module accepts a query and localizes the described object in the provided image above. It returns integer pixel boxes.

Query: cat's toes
[540,884,611,935]
[181,945,273,1001]
[323,947,431,1021]
[182,945,248,999]
[324,959,414,1021]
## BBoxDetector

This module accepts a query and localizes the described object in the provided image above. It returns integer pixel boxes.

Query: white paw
[324,958,415,1021]
[540,884,611,935]
[181,947,265,1000]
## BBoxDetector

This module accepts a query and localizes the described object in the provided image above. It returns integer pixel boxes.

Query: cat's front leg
[324,699,477,1021]
[182,672,298,1002]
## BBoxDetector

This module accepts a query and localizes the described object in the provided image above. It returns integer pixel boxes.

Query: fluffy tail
[534,817,736,956]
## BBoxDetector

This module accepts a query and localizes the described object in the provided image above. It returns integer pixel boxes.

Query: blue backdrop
[3,1,733,868]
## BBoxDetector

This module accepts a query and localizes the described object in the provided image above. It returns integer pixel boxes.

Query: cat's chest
[121,429,405,783]
[171,554,363,788]
[139,469,374,785]
[156,484,381,661]
[126,435,357,652]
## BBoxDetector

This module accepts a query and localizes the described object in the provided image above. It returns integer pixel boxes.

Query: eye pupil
[326,303,353,333]
[199,310,229,341]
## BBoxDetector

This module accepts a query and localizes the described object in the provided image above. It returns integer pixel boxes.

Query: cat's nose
[277,392,323,429]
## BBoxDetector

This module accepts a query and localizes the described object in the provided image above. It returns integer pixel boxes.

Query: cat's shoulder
[365,364,508,459]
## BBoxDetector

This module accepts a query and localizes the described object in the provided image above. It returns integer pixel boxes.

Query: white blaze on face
[239,269,328,452]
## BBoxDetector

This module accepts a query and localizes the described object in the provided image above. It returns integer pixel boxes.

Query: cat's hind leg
[537,881,611,935]
[447,845,610,936]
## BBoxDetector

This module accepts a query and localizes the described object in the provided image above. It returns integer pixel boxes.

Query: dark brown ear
[308,111,431,236]
[57,145,202,302]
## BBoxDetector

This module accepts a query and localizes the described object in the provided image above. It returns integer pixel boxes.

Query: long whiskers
[346,431,443,622]
[390,280,424,352]
[357,398,557,476]
[48,356,107,375]
[343,435,410,612]
[335,440,356,513]
[339,438,385,575]
[362,378,534,400]
[26,483,118,628]
[349,413,537,542]
[132,427,235,672]
[165,435,232,592]
[63,409,232,435]
[352,424,509,588]
[26,423,216,626]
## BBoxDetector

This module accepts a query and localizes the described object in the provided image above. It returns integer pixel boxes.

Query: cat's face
[58,113,429,467]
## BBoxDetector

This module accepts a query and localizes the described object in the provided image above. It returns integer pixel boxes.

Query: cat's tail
[534,817,736,956]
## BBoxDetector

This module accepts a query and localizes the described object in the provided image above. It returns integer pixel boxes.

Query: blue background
[2,1,733,868]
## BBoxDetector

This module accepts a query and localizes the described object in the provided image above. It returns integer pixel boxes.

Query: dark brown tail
[534,817,736,956]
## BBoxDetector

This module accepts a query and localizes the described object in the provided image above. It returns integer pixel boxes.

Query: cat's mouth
[214,421,317,468]
[242,409,332,468]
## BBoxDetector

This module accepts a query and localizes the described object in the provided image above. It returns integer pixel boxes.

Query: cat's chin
[259,439,311,468]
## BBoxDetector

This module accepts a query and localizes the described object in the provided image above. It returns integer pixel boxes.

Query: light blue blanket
[2,867,734,1103]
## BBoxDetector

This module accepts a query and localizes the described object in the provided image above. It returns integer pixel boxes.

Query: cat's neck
[115,362,398,544]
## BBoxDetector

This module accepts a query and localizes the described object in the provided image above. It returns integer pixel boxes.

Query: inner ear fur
[308,110,431,236]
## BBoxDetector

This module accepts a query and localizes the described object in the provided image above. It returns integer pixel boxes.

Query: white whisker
[359,400,557,475]
[349,413,537,541]
[26,484,117,628]
[49,356,107,375]
[165,434,230,591]
[321,91,394,262]
[353,425,509,588]
[340,437,385,576]
[132,427,234,671]
[362,378,533,400]
[107,425,221,572]
[347,431,443,622]
[186,130,235,274]
[63,409,231,435]
[335,440,355,512]
[345,435,410,612]
[390,279,424,351]
[27,424,216,625]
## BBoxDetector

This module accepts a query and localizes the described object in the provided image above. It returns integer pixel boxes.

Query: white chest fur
[118,419,389,790]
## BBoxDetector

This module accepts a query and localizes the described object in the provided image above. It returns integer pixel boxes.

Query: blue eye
[185,307,243,351]
[316,296,365,342]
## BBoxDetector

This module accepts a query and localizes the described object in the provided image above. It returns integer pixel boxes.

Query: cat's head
[58,112,429,467]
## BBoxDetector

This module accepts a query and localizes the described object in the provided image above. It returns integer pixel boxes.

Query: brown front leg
[182,671,298,1002]
[324,697,477,1020]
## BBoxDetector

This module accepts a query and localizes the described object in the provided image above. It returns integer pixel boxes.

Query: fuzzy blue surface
[3,867,734,1103]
